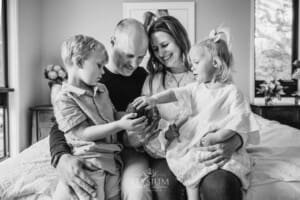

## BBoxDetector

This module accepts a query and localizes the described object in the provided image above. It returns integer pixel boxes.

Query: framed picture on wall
[123,1,195,67]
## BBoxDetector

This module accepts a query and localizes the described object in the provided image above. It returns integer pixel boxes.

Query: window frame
[0,0,13,161]
[254,0,299,97]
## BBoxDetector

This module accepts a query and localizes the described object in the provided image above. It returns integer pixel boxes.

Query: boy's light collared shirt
[54,83,116,140]
[53,82,122,175]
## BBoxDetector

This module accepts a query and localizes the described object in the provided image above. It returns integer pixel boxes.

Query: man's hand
[57,154,98,199]
[195,134,242,167]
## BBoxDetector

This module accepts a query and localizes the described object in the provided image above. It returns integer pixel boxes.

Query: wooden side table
[251,104,300,129]
[30,105,55,144]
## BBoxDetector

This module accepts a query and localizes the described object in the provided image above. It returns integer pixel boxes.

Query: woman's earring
[213,59,218,68]
[110,36,115,46]
[213,58,221,68]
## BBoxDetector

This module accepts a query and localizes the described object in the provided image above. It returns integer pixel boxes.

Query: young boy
[52,35,147,200]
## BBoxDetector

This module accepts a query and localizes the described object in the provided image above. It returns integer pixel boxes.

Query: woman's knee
[199,169,242,200]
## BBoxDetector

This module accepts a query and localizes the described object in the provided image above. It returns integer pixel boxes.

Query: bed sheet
[0,114,300,199]
[0,137,56,199]
[245,114,300,200]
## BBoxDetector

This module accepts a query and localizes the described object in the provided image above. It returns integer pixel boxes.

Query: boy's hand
[132,96,156,110]
[118,113,147,131]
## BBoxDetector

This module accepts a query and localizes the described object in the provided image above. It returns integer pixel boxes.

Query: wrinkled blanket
[0,114,300,200]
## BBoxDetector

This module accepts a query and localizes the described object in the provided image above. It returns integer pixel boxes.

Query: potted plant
[257,78,285,106]
[44,64,67,104]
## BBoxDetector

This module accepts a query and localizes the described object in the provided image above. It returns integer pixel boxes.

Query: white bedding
[0,114,300,200]
[246,115,300,200]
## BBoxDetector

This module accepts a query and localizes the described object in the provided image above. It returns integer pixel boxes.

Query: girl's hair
[195,27,233,83]
[61,35,107,67]
[145,14,191,93]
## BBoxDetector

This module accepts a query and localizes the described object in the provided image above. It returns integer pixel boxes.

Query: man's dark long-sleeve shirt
[49,67,147,167]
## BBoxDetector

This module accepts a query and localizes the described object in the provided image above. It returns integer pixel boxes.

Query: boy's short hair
[61,35,106,67]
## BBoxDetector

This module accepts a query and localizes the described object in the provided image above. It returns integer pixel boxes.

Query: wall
[39,0,251,101]
[196,0,251,97]
[8,0,43,155]
[40,0,124,101]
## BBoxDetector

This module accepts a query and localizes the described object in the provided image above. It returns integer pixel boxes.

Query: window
[254,0,298,96]
[0,0,11,160]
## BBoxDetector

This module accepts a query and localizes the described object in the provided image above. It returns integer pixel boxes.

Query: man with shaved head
[49,18,181,200]
[110,19,148,76]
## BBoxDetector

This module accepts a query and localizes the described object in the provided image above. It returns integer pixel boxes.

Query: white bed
[0,114,300,200]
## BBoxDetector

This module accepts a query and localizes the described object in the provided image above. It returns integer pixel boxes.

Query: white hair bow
[208,25,232,51]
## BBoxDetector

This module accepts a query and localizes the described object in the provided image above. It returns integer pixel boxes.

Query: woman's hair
[61,34,107,67]
[145,14,191,93]
[195,27,233,83]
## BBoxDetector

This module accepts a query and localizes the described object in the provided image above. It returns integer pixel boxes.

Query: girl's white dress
[166,82,260,188]
[141,71,196,158]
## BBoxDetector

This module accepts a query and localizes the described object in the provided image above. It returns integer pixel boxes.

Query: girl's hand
[118,113,147,131]
[132,96,156,110]
[200,132,217,146]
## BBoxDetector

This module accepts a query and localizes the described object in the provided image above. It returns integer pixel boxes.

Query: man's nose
[99,67,105,75]
[130,58,139,68]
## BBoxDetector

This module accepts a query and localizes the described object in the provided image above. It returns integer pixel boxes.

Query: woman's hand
[132,96,157,110]
[56,154,98,200]
[118,113,147,131]
[196,134,242,167]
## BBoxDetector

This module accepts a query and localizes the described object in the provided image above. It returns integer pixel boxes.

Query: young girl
[133,27,260,200]
[52,35,146,200]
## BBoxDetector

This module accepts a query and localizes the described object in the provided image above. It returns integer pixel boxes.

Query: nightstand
[251,104,300,129]
[30,105,55,144]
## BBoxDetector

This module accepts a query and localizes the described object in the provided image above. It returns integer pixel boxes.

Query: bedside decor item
[30,105,54,144]
[257,78,285,105]
[251,104,300,129]
[44,64,67,88]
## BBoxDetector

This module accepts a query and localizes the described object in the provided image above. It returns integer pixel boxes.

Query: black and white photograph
[0,0,300,199]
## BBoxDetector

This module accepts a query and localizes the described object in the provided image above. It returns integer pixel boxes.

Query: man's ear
[110,36,116,46]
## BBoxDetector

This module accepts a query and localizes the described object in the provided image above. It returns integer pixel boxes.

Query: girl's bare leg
[186,186,200,200]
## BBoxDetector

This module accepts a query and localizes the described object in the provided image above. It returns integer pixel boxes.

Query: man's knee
[121,148,152,200]
[199,169,242,200]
